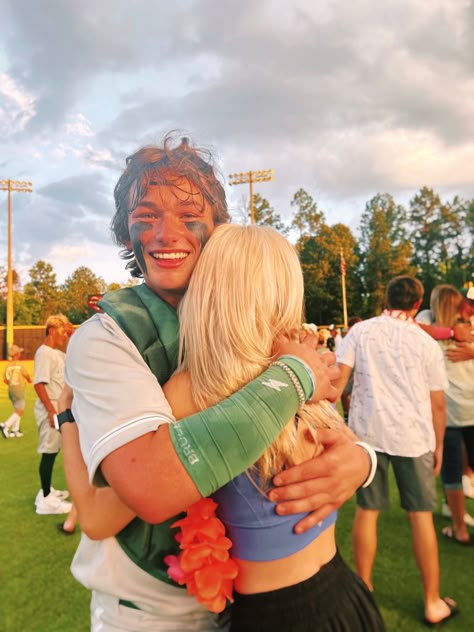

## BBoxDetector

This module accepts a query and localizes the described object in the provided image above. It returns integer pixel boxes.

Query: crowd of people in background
[0,132,473,631]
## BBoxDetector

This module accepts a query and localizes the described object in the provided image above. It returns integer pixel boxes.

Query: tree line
[1,186,472,327]
[245,186,472,324]
[0,262,129,326]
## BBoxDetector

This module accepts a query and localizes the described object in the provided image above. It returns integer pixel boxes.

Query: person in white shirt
[34,314,74,516]
[335,276,457,627]
[1,344,31,438]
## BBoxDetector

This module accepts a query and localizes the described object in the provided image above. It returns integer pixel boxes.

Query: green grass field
[0,361,472,631]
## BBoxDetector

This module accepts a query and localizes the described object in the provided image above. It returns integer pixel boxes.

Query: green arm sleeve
[169,359,313,497]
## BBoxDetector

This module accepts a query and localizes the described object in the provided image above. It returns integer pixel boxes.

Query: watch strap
[54,409,75,431]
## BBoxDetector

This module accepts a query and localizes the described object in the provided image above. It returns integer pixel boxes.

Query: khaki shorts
[35,402,61,454]
[8,388,26,410]
[356,451,437,512]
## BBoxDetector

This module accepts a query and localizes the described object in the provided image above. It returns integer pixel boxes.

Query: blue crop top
[212,471,337,562]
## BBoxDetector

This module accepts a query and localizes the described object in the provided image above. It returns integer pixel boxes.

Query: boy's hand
[446,342,474,362]
[453,323,474,343]
[268,428,370,533]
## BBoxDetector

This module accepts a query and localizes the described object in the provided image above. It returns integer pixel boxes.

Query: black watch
[53,409,76,431]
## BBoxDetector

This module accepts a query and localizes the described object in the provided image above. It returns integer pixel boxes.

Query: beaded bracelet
[278,354,315,401]
[272,360,306,408]
[354,441,378,488]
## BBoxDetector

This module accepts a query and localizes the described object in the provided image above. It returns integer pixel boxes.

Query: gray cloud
[1,0,473,282]
[4,175,113,261]
[38,173,109,214]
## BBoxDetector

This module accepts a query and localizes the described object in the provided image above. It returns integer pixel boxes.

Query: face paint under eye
[185,221,211,248]
[130,222,152,275]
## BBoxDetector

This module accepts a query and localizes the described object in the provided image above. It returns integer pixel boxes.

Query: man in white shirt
[34,314,74,515]
[335,276,457,627]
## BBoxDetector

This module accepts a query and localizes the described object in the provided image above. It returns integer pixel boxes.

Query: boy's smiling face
[127,177,215,307]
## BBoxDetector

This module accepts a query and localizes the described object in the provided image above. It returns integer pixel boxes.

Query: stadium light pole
[340,248,348,329]
[228,169,274,224]
[1,179,33,356]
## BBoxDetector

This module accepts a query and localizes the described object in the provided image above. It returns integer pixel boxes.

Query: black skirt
[230,550,385,632]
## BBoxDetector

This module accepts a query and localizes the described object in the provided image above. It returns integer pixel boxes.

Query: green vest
[99,284,184,586]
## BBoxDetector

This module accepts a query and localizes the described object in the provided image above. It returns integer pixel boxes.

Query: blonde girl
[164,224,384,632]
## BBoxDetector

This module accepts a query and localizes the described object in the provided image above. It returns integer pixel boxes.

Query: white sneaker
[35,486,70,506]
[441,502,474,527]
[11,431,24,437]
[51,486,70,500]
[0,423,10,439]
[462,475,474,499]
[36,493,72,515]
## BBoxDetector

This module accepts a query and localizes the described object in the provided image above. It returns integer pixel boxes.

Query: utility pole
[1,179,33,357]
[228,169,273,224]
[340,248,348,329]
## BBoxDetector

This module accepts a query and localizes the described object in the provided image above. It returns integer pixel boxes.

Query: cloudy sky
[1,0,473,286]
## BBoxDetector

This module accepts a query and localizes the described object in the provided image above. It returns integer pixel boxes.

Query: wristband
[354,441,377,488]
[170,363,301,497]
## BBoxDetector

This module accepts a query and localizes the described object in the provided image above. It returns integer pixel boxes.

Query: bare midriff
[233,523,336,594]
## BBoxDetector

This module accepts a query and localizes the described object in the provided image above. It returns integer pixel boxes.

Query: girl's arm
[418,321,474,343]
[59,385,136,539]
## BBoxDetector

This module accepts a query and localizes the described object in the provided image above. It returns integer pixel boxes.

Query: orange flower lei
[164,498,239,613]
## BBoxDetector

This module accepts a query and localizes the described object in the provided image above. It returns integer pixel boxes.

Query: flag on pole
[340,249,347,276]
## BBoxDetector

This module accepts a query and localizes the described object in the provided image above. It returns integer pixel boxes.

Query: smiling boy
[64,134,372,631]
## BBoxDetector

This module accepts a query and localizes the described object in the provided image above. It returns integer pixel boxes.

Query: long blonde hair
[178,224,343,482]
[430,284,462,328]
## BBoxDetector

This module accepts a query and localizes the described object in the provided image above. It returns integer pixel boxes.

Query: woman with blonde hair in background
[430,285,474,545]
